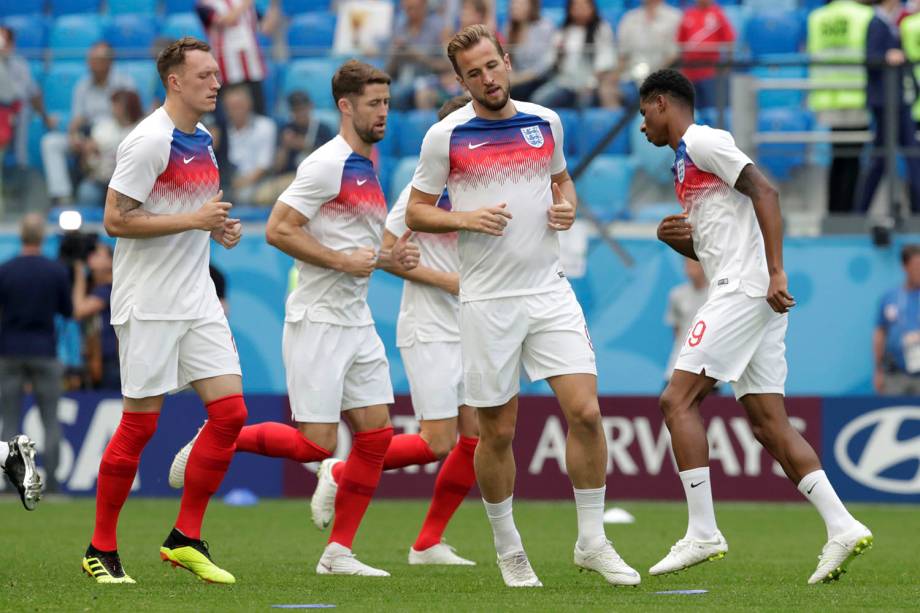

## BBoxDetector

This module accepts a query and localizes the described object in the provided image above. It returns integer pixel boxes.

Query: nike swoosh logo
[807,483,817,494]
[690,481,705,488]
[468,141,489,149]
[357,179,368,186]
[183,156,195,164]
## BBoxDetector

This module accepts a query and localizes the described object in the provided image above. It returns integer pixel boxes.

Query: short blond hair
[446,24,505,76]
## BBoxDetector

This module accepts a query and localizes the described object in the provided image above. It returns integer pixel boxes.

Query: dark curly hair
[639,69,695,109]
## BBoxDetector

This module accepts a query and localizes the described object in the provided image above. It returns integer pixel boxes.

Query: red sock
[175,394,247,540]
[236,422,331,462]
[331,433,436,482]
[91,412,159,551]
[413,436,478,551]
[328,426,393,549]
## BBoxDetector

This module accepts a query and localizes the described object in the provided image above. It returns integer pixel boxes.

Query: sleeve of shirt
[412,123,451,196]
[385,183,411,237]
[547,110,567,175]
[689,129,754,190]
[108,128,170,203]
[277,155,341,221]
[71,78,89,120]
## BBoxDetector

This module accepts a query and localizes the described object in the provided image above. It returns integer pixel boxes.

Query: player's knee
[566,401,601,433]
[481,423,515,450]
[208,397,248,432]
[426,435,456,459]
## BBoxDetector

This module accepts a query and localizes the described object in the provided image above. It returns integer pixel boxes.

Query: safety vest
[807,0,874,111]
[901,12,920,119]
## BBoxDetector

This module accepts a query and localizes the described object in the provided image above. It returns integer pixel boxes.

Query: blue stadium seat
[164,0,195,15]
[50,0,101,17]
[601,8,624,29]
[543,7,565,26]
[389,156,419,204]
[282,58,339,110]
[160,13,206,42]
[743,0,797,11]
[115,60,158,108]
[577,108,630,157]
[397,110,437,158]
[107,0,158,15]
[575,155,636,221]
[261,60,279,117]
[0,0,43,17]
[105,14,158,57]
[597,0,627,10]
[43,62,87,113]
[745,10,805,57]
[722,5,751,54]
[757,108,811,181]
[287,12,336,56]
[628,115,673,185]
[49,14,104,60]
[282,0,330,15]
[752,57,807,109]
[3,15,48,55]
[376,110,400,158]
[632,201,682,223]
[555,108,580,156]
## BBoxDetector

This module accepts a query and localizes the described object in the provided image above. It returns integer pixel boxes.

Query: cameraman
[0,214,71,493]
[72,243,118,390]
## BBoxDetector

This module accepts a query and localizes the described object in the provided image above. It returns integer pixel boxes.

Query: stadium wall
[0,393,917,503]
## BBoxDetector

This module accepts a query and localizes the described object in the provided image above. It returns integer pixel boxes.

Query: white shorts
[460,286,596,407]
[400,341,464,420]
[674,290,788,400]
[115,309,242,399]
[283,319,394,423]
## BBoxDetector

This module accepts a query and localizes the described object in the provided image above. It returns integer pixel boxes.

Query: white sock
[483,496,524,557]
[0,441,8,468]
[797,470,858,539]
[573,486,608,551]
[680,467,719,540]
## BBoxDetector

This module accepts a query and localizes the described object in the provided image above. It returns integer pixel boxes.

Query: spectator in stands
[617,0,681,96]
[414,64,466,110]
[255,91,334,205]
[197,0,280,115]
[386,0,448,109]
[71,243,118,391]
[676,0,735,110]
[857,0,920,213]
[40,42,135,205]
[873,244,920,394]
[0,27,54,172]
[532,0,618,108]
[76,90,143,206]
[506,0,558,101]
[664,259,708,382]
[223,84,276,204]
[0,214,71,493]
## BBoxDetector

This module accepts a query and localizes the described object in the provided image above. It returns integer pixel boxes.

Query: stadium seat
[49,0,101,17]
[628,115,673,185]
[287,12,336,56]
[262,60,279,117]
[575,155,636,222]
[543,7,565,26]
[752,56,807,109]
[577,108,630,157]
[375,110,400,158]
[757,108,811,181]
[283,0,330,14]
[160,13,206,42]
[43,62,87,113]
[722,5,752,54]
[397,110,437,158]
[49,14,104,60]
[164,0,195,14]
[0,0,43,17]
[555,108,580,156]
[745,10,805,57]
[115,60,158,108]
[743,0,797,11]
[632,201,682,222]
[389,156,419,204]
[3,15,48,55]
[597,0,627,10]
[601,7,624,29]
[282,58,339,110]
[107,0,158,16]
[105,14,158,57]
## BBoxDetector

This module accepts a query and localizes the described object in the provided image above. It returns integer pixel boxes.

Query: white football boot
[316,542,390,577]
[310,458,342,530]
[808,524,873,585]
[408,541,476,566]
[649,531,728,576]
[168,423,205,489]
[574,539,641,586]
[496,550,542,587]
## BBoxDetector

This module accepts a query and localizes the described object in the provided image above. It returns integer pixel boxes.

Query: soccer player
[170,60,419,577]
[81,37,246,585]
[1,434,42,510]
[405,25,640,588]
[638,68,872,584]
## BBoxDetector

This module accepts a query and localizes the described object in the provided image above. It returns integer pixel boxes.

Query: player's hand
[340,246,377,277]
[195,190,232,231]
[548,183,576,231]
[873,369,885,394]
[212,218,242,249]
[462,203,512,236]
[392,230,420,272]
[766,270,796,314]
[657,214,692,242]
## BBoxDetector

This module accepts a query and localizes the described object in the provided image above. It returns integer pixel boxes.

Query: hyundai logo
[834,406,920,495]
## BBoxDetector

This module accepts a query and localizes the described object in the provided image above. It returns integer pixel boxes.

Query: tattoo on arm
[114,191,156,221]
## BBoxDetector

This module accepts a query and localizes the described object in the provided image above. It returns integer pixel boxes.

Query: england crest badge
[208,145,219,168]
[520,125,544,148]
[676,157,685,183]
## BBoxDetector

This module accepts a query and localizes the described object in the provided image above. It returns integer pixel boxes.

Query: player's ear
[336,95,351,116]
[503,52,512,72]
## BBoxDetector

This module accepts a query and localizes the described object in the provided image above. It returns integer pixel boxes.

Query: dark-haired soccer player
[82,37,246,585]
[639,68,871,584]
[406,25,640,588]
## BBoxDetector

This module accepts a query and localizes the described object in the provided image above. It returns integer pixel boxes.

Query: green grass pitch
[1,498,917,612]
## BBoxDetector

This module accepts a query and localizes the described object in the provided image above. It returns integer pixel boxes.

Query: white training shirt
[108,107,222,324]
[386,182,459,347]
[279,135,387,326]
[672,124,769,298]
[411,100,569,302]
